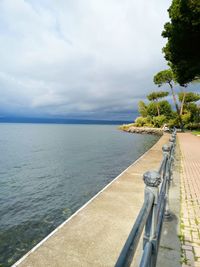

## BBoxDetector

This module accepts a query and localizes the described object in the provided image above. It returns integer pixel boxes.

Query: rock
[121,126,163,135]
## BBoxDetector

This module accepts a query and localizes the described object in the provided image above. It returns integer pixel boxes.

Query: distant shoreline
[0,118,132,125]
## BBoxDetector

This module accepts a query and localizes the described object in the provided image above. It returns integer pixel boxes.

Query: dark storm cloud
[0,0,175,120]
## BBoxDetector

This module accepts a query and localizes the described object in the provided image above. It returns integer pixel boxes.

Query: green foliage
[167,118,178,128]
[184,122,200,130]
[178,92,200,123]
[145,100,173,118]
[135,86,199,129]
[138,101,148,117]
[178,92,200,103]
[186,103,200,123]
[153,69,174,87]
[147,91,169,101]
[146,102,158,117]
[159,100,173,119]
[192,130,200,135]
[134,114,167,128]
[181,112,191,124]
[147,91,169,116]
[134,117,153,127]
[154,68,182,127]
[119,123,135,131]
[162,0,200,85]
[134,117,145,127]
[152,115,167,128]
[164,110,199,129]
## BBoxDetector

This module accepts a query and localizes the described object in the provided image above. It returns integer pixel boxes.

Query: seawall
[13,134,171,267]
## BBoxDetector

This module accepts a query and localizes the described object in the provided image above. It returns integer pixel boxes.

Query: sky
[0,0,194,121]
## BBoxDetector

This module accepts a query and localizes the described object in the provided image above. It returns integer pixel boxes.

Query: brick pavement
[178,133,200,267]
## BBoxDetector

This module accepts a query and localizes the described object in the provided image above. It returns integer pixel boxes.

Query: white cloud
[0,0,175,120]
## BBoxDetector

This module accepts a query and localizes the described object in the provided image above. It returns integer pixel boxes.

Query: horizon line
[0,117,133,125]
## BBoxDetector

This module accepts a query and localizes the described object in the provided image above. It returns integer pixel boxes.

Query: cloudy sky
[0,0,178,121]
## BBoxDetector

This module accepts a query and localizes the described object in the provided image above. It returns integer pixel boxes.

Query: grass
[192,130,200,136]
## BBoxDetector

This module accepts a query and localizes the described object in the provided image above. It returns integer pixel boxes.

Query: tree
[178,92,200,122]
[145,100,173,119]
[146,102,158,117]
[147,91,169,116]
[138,101,148,117]
[178,92,200,104]
[159,100,173,119]
[154,69,184,128]
[162,0,200,85]
[153,69,180,115]
[179,86,187,116]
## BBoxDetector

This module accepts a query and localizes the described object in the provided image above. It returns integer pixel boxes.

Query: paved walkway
[178,133,200,267]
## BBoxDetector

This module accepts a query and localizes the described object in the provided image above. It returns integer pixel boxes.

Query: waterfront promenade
[12,133,200,267]
[178,133,200,267]
[13,134,170,267]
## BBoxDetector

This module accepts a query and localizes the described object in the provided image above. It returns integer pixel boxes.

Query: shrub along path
[178,133,200,267]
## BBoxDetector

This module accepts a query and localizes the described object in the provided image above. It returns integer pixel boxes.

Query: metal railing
[115,129,176,267]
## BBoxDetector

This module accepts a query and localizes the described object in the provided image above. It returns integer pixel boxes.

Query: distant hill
[0,117,132,125]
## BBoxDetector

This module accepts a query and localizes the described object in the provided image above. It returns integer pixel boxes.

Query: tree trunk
[168,82,183,130]
[180,91,186,116]
[169,82,180,113]
[155,100,160,116]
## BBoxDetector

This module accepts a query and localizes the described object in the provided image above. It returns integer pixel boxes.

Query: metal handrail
[115,191,154,267]
[115,129,176,267]
[139,241,153,267]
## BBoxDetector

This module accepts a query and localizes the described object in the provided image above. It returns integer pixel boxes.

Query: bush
[134,117,148,127]
[159,100,173,118]
[184,122,200,130]
[152,115,167,128]
[134,116,154,127]
[167,118,178,128]
[146,115,153,124]
[181,112,191,124]
[138,101,148,117]
[146,102,158,117]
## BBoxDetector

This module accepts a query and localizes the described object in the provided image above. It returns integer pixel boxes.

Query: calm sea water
[0,123,159,266]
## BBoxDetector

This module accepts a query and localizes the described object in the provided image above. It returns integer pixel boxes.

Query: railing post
[142,171,161,267]
[161,144,170,177]
[164,132,176,220]
[169,136,175,153]
[162,144,172,220]
[169,136,176,180]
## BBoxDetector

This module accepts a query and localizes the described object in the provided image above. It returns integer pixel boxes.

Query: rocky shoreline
[119,125,163,135]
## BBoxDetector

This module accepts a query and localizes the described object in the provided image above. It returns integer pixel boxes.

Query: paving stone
[178,133,200,267]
